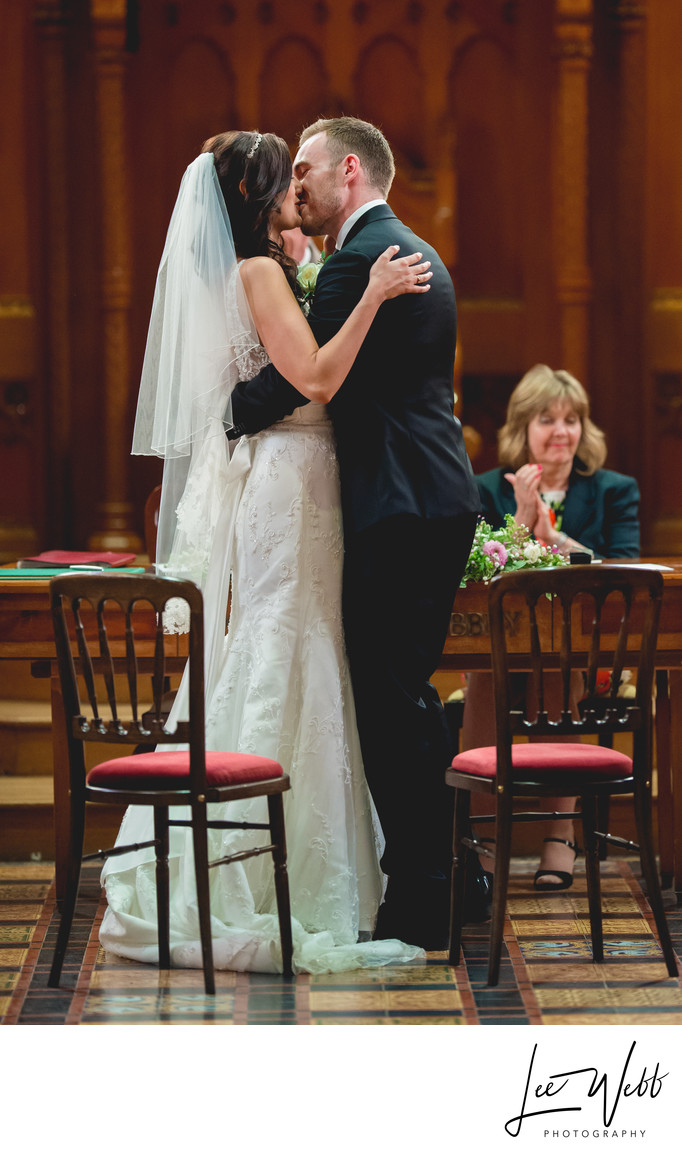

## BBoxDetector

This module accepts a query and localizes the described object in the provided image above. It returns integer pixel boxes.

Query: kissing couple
[100,116,481,973]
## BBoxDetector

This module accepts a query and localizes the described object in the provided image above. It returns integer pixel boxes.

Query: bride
[99,131,432,974]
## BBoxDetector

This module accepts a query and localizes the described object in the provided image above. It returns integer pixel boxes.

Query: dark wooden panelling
[0,1,680,550]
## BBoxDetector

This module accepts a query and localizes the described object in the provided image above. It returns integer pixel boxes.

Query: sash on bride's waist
[259,417,333,434]
[197,433,255,707]
[161,431,255,730]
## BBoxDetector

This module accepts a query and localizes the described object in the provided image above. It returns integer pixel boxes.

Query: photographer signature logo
[505,1041,667,1138]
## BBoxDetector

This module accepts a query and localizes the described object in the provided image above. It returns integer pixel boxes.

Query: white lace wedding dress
[100,398,423,974]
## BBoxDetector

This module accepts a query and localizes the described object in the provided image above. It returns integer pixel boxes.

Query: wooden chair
[140,484,177,734]
[48,572,294,994]
[144,484,162,563]
[447,565,677,986]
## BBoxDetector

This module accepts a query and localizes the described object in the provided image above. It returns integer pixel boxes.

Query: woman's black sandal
[533,837,579,891]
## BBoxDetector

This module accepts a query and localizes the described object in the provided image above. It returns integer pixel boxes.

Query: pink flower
[482,540,508,568]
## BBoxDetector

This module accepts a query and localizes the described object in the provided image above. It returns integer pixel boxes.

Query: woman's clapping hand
[504,463,544,534]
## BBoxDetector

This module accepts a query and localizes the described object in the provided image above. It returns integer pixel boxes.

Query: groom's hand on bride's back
[226,365,309,440]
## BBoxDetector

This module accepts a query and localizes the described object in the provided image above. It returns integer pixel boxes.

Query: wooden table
[1,562,681,897]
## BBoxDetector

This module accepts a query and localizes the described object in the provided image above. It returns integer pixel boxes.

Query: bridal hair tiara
[247,132,263,158]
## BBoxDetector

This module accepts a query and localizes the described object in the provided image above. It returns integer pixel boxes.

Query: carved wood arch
[448,33,522,298]
[353,35,425,171]
[168,37,238,177]
[259,35,329,145]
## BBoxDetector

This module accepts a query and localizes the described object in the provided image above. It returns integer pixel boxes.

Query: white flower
[523,541,542,562]
[296,261,320,298]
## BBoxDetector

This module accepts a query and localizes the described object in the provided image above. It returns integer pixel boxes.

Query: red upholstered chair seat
[88,751,284,790]
[451,742,632,782]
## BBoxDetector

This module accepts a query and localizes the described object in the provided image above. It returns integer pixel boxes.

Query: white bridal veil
[132,152,261,702]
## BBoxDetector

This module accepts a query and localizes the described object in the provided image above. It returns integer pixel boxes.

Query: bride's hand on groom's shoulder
[368,245,432,302]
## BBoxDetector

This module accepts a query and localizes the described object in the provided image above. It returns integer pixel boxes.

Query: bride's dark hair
[201,130,299,292]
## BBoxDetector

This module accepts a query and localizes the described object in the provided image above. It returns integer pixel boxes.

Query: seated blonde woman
[462,364,640,898]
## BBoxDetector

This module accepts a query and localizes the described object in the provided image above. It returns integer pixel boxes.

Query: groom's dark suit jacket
[229,203,480,891]
[228,203,481,535]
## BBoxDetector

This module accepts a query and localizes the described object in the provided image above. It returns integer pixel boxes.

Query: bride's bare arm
[239,246,431,404]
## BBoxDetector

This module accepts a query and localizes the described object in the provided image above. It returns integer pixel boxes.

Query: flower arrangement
[460,514,569,587]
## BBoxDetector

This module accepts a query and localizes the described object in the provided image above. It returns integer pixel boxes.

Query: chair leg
[597,794,610,860]
[190,803,216,996]
[267,793,294,977]
[153,806,171,970]
[582,794,604,963]
[487,795,512,987]
[633,777,679,979]
[48,792,86,988]
[448,788,470,966]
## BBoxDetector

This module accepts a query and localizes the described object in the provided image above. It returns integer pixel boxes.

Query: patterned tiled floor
[1,859,680,1025]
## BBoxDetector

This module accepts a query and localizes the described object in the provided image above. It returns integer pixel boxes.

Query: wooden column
[88,0,142,551]
[609,2,655,545]
[615,2,653,528]
[552,0,593,382]
[34,0,74,548]
[0,3,40,561]
[426,9,461,277]
[646,0,682,554]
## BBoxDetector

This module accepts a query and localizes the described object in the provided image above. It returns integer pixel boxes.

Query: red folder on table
[17,550,138,569]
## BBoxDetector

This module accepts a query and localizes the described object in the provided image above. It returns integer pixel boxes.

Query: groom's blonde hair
[300,116,395,198]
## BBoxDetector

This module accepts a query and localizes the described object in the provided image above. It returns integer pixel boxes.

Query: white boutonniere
[296,260,324,315]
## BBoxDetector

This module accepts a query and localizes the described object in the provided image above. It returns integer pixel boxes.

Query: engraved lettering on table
[449,611,488,637]
[449,612,466,637]
[449,610,522,637]
[504,610,521,636]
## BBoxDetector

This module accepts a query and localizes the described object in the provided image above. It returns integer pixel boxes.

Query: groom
[227,117,480,949]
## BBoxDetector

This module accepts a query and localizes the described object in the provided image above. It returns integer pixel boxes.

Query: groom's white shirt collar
[336,199,386,249]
